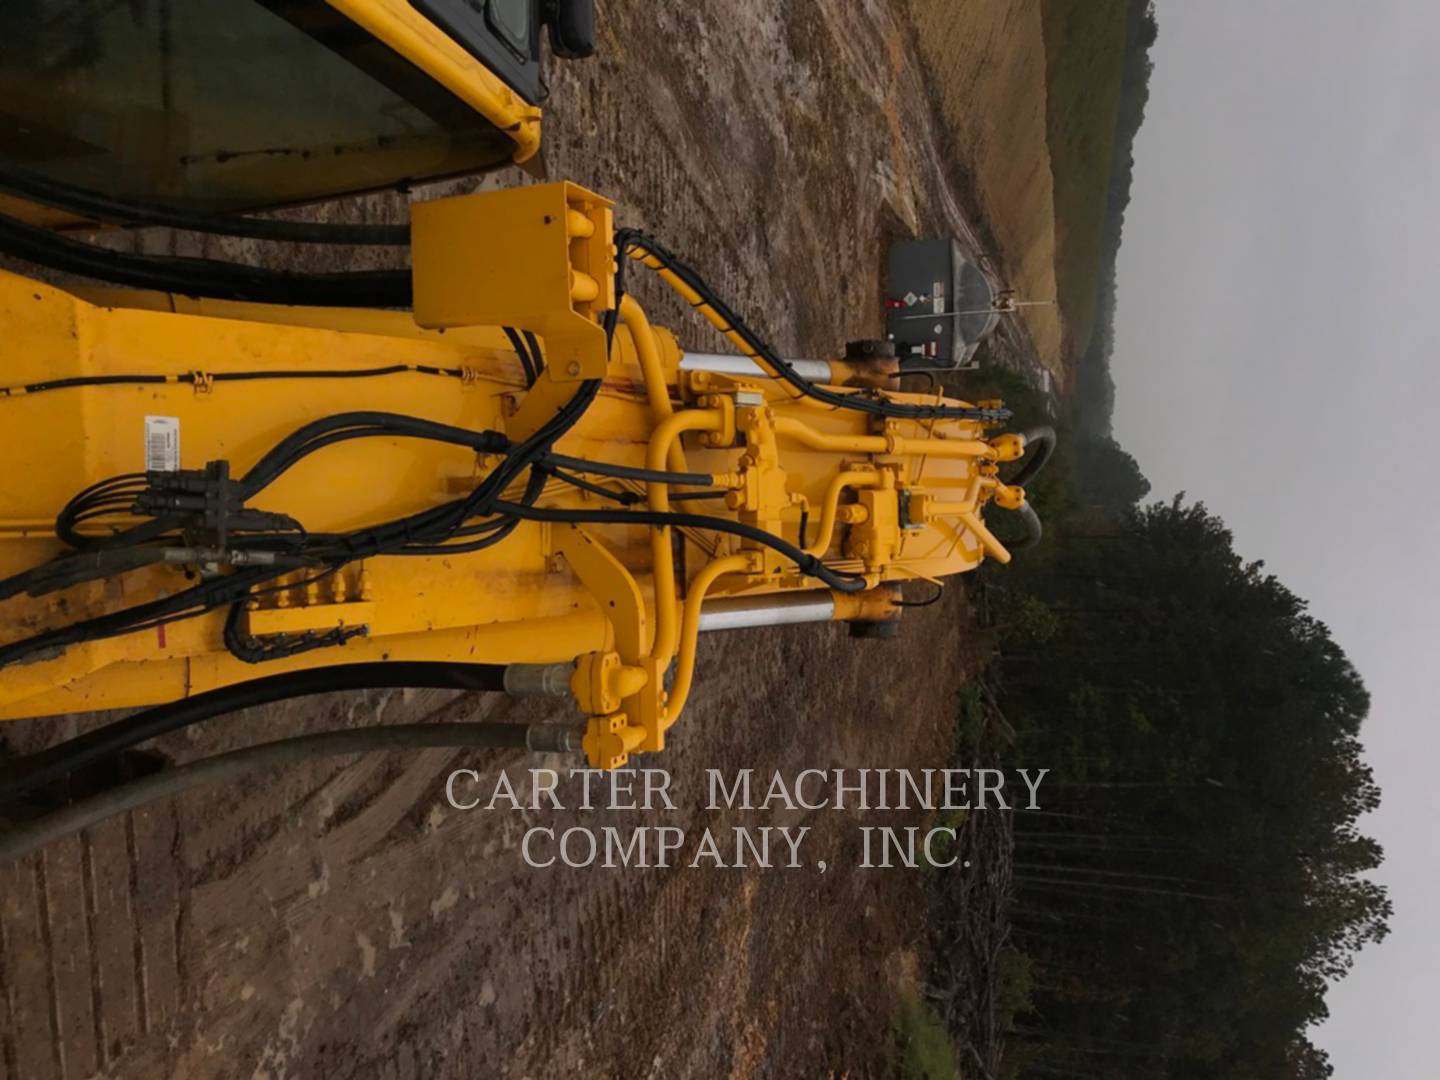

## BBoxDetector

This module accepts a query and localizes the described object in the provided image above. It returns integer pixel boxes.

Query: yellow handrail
[327,0,543,163]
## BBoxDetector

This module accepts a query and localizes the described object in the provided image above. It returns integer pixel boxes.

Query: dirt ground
[0,3,1044,1077]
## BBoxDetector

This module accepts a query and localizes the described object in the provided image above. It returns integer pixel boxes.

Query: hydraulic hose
[0,721,582,865]
[0,212,412,307]
[491,499,870,593]
[620,230,1011,424]
[1013,502,1044,551]
[1001,427,1052,552]
[0,663,510,802]
[1009,426,1057,489]
[539,453,712,487]
[0,165,410,245]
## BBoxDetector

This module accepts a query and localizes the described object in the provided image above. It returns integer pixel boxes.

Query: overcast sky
[1111,1,1440,1074]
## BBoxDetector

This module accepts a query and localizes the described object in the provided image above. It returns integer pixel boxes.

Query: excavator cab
[0,0,595,219]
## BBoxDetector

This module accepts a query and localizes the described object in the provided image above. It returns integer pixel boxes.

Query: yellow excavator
[0,0,1052,861]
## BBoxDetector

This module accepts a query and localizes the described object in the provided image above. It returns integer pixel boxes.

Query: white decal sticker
[145,415,180,472]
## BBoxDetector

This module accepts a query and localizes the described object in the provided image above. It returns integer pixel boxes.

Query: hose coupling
[502,662,575,698]
[524,724,587,754]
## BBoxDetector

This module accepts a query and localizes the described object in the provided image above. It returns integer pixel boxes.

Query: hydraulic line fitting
[582,712,646,772]
[993,483,1027,511]
[571,651,647,716]
[990,432,1027,462]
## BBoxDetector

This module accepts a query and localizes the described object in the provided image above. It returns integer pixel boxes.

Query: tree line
[1073,0,1159,436]
[941,371,1388,1079]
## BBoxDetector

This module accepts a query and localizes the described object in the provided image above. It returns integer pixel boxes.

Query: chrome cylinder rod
[680,352,832,383]
[697,592,837,633]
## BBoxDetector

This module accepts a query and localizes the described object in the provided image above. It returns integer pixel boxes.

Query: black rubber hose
[541,466,641,505]
[617,229,1010,425]
[1012,502,1044,552]
[521,330,546,376]
[668,491,727,502]
[1008,426,1057,489]
[239,412,510,497]
[0,545,170,602]
[0,566,284,671]
[0,721,581,865]
[539,453,713,487]
[0,212,412,307]
[0,663,511,802]
[0,165,410,245]
[501,326,538,387]
[492,499,870,593]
